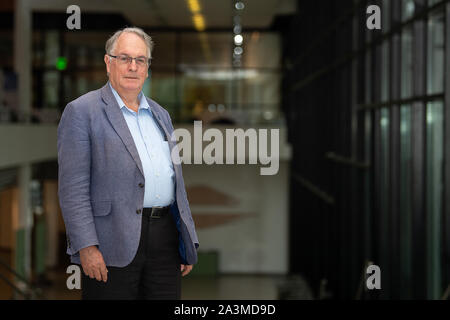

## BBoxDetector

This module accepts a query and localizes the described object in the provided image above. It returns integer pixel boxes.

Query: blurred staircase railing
[0,257,44,300]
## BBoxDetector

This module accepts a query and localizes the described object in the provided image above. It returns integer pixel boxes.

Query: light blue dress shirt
[109,83,175,207]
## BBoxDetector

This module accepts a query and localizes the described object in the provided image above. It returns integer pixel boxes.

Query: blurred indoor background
[0,0,449,300]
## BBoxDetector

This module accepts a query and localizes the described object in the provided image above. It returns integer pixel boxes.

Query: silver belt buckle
[151,206,163,218]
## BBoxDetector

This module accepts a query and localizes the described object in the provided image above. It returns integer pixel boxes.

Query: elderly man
[57,27,199,300]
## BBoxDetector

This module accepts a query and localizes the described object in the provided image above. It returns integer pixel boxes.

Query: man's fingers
[93,268,102,282]
[84,265,106,282]
[182,267,190,276]
[83,266,93,278]
[181,264,193,277]
[101,265,108,282]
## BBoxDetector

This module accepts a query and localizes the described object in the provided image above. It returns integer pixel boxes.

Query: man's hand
[181,264,193,277]
[80,245,108,282]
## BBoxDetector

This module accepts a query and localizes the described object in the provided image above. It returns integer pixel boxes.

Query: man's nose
[128,60,138,71]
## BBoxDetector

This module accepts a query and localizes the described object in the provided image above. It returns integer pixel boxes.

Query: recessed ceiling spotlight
[235,2,245,10]
[234,47,243,55]
[187,0,201,13]
[234,34,243,45]
[192,13,206,31]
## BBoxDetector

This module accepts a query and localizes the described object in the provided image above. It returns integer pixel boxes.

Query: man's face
[104,32,149,95]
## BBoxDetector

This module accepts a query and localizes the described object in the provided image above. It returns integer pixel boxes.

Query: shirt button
[136,209,142,214]
[139,182,144,188]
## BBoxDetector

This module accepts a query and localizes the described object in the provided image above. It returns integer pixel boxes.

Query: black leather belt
[143,206,170,219]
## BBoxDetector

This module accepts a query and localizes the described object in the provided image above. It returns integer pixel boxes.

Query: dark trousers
[81,209,181,300]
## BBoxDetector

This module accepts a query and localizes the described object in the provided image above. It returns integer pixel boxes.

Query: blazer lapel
[101,83,145,177]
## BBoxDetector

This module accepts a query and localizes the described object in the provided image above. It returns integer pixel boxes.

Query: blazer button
[136,209,142,214]
[139,183,144,188]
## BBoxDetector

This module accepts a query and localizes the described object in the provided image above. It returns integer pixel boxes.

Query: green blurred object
[189,251,219,276]
[56,57,67,70]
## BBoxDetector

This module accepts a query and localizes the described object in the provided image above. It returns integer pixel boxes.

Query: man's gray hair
[105,27,154,58]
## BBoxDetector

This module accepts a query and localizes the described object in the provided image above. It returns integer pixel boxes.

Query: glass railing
[0,103,284,126]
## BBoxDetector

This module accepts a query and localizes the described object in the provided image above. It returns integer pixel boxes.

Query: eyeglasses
[108,54,151,67]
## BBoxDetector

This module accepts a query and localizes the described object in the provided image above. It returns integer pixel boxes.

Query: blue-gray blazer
[57,83,199,267]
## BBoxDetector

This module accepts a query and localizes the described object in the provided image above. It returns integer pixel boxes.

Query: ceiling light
[192,13,205,31]
[235,2,245,10]
[234,47,243,55]
[187,0,201,13]
[234,34,243,45]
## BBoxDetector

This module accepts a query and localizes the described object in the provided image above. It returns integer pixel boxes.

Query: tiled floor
[1,267,313,300]
[24,268,307,300]
[181,275,283,300]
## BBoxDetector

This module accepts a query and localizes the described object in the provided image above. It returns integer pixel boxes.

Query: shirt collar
[108,82,150,113]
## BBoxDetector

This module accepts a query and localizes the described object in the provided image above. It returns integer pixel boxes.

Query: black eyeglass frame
[108,54,151,67]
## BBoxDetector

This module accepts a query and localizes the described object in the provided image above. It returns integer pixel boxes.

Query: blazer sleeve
[57,102,99,255]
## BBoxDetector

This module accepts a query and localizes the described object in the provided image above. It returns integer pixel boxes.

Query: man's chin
[120,82,142,91]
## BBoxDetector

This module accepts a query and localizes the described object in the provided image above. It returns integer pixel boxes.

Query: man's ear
[104,54,110,75]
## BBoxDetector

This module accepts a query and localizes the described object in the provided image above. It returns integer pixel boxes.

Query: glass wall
[282,0,450,300]
[399,105,412,299]
[31,30,281,125]
[402,0,416,21]
[379,107,390,298]
[401,27,413,100]
[0,31,16,123]
[381,41,389,102]
[363,111,372,262]
[426,102,443,299]
[427,11,444,95]
[356,0,448,299]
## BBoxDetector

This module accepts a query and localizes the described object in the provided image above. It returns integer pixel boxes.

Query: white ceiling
[30,0,297,29]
